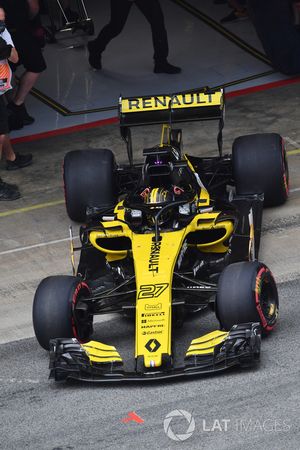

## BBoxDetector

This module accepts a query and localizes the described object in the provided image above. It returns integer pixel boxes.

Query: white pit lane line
[284,136,300,148]
[0,236,74,256]
[0,378,41,384]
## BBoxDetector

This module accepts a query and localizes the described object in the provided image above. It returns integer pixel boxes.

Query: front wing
[49,323,261,382]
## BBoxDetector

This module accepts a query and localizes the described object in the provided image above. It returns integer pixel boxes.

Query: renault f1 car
[32,87,289,382]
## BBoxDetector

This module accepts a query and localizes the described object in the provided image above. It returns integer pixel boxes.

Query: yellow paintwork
[88,202,234,368]
[184,154,197,174]
[89,204,131,262]
[132,229,186,367]
[186,330,229,356]
[160,124,171,146]
[81,341,123,363]
[184,154,210,207]
[120,91,223,113]
[114,200,126,221]
[193,212,234,253]
[89,213,234,256]
[198,187,210,207]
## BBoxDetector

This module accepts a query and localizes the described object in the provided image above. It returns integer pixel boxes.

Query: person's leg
[248,0,300,74]
[2,135,14,161]
[0,98,20,200]
[94,0,132,50]
[13,71,40,106]
[7,70,39,127]
[88,0,132,69]
[3,135,32,170]
[7,32,46,129]
[136,0,181,73]
[0,96,33,170]
[136,0,168,62]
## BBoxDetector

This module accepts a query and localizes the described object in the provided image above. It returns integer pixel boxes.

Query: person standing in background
[0,7,32,200]
[88,0,181,74]
[0,0,47,130]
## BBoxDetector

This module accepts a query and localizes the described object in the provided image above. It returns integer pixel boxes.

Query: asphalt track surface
[1,279,300,450]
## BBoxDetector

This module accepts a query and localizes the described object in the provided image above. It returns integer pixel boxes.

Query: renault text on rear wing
[119,88,224,127]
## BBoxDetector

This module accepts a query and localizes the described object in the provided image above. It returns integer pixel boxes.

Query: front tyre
[216,262,278,334]
[33,276,92,350]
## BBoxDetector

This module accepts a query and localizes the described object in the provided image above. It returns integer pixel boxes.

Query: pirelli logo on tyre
[138,283,169,299]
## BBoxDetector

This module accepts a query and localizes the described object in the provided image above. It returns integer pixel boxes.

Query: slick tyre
[64,149,117,222]
[216,262,278,334]
[33,276,92,350]
[233,133,289,207]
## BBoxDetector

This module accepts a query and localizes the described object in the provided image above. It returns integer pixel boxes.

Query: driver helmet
[144,187,173,206]
[143,188,173,225]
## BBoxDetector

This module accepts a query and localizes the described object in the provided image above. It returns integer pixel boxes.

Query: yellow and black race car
[32,87,289,382]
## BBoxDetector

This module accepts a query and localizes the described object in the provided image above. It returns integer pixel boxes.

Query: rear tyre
[216,261,278,334]
[64,149,117,222]
[233,133,289,206]
[33,276,92,350]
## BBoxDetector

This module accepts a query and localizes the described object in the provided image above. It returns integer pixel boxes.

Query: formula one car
[32,87,289,382]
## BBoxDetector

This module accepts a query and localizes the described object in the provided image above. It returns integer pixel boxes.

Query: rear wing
[119,88,225,165]
[119,88,224,127]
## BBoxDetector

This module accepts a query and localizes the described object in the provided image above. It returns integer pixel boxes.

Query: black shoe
[7,102,35,126]
[154,61,181,74]
[6,152,33,171]
[87,41,102,70]
[0,178,21,200]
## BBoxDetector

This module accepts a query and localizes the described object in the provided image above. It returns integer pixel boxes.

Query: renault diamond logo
[145,339,161,353]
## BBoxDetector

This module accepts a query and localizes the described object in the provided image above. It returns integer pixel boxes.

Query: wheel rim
[72,282,93,342]
[281,139,289,197]
[260,281,277,322]
[255,267,278,331]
